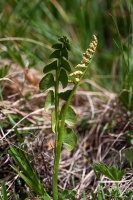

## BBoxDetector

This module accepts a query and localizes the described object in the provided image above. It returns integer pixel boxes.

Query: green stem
[52,61,60,200]
[52,63,90,200]
[55,68,60,142]
[52,83,78,200]
[115,182,122,199]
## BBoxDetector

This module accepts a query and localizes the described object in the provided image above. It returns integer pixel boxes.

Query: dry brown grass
[0,62,133,199]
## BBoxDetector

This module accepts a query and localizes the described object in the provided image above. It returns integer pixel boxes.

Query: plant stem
[52,61,60,200]
[52,63,90,200]
[52,83,77,200]
[55,65,60,143]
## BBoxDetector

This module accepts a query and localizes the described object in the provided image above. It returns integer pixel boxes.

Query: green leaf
[9,147,46,194]
[43,60,57,74]
[1,182,8,200]
[39,73,55,92]
[61,48,68,59]
[92,163,126,181]
[58,36,70,51]
[65,43,71,51]
[58,36,68,43]
[49,50,60,59]
[9,146,51,199]
[52,43,62,49]
[58,36,69,45]
[59,189,76,200]
[0,65,10,78]
[59,90,72,101]
[59,69,68,88]
[45,90,54,111]
[39,195,52,200]
[97,186,105,200]
[7,114,23,143]
[109,166,126,180]
[51,110,56,133]
[61,58,71,72]
[9,146,30,174]
[9,146,36,178]
[63,128,77,151]
[66,106,77,126]
[60,105,77,126]
[10,166,48,196]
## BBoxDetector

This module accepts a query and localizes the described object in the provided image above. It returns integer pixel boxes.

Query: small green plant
[91,163,126,200]
[92,163,126,181]
[39,35,97,199]
[58,189,76,200]
[9,35,97,199]
[9,146,51,199]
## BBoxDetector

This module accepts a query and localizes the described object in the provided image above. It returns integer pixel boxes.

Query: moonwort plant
[39,35,98,199]
[8,35,97,200]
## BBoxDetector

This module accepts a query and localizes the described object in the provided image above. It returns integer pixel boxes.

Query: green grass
[0,1,132,94]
